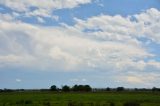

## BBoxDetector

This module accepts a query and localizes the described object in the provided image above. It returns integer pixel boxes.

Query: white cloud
[70,78,87,84]
[0,54,36,68]
[0,13,14,21]
[0,0,92,18]
[37,17,45,23]
[16,79,22,82]
[0,0,92,11]
[0,8,160,75]
[82,78,87,82]
[74,15,140,46]
[116,73,160,87]
[126,76,144,83]
[51,15,59,21]
[135,8,160,43]
[25,8,51,18]
[74,8,160,44]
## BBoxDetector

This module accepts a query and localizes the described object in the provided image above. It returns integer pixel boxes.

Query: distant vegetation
[50,85,92,92]
[1,85,160,92]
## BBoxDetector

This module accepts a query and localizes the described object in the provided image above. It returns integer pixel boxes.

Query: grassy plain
[0,91,160,106]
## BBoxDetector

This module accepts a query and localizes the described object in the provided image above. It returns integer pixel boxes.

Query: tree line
[50,85,160,92]
[1,85,160,92]
[50,84,92,92]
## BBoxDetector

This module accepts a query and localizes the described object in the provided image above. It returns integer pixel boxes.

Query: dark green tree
[106,87,111,91]
[50,85,57,91]
[72,85,78,91]
[152,87,160,92]
[84,85,92,92]
[62,85,70,92]
[72,85,92,92]
[116,87,124,91]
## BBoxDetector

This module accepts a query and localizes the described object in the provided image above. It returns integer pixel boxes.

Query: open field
[0,91,160,106]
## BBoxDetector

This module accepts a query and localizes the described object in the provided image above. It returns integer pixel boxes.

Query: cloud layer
[0,6,160,86]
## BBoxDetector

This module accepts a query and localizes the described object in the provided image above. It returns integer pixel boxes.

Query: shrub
[78,102,84,106]
[123,102,140,106]
[110,102,115,106]
[68,101,76,106]
[25,100,33,104]
[16,100,25,104]
[43,101,51,106]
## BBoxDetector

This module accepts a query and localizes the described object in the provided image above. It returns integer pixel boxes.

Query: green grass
[0,91,160,106]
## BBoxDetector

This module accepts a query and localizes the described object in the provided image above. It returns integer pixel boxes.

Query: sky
[0,0,160,89]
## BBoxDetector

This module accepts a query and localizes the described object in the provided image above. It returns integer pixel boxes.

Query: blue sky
[0,0,160,89]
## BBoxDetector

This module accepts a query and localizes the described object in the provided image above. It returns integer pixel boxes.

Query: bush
[123,102,140,106]
[43,101,51,106]
[110,102,115,106]
[16,100,25,104]
[25,100,33,104]
[68,101,76,106]
[78,102,84,106]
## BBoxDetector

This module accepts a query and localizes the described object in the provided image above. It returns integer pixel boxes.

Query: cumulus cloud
[0,8,160,76]
[0,0,91,11]
[0,0,92,18]
[1,7,160,87]
[134,8,160,43]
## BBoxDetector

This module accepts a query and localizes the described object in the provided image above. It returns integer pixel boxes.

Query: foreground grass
[0,91,160,106]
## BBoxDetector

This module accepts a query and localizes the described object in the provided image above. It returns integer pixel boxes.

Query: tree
[72,85,92,92]
[84,85,92,92]
[62,85,70,92]
[50,85,57,91]
[106,87,111,91]
[72,85,78,91]
[152,87,160,92]
[116,87,124,91]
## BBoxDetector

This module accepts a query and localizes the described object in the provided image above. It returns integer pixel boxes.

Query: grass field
[0,91,160,106]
